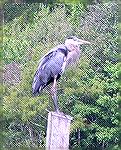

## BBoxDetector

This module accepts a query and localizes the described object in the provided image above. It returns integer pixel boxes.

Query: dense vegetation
[1,1,121,149]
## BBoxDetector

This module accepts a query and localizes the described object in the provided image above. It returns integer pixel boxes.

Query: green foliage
[2,2,120,149]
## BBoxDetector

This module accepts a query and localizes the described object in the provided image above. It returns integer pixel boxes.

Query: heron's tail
[32,77,45,96]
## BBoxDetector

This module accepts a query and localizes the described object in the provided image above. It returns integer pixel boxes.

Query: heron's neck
[65,44,80,54]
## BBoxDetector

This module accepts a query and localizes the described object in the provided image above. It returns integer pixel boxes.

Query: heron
[32,36,90,112]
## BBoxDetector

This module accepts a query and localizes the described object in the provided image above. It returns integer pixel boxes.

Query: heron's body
[32,36,90,112]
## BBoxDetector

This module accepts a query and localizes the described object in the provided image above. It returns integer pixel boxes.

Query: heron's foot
[54,110,66,116]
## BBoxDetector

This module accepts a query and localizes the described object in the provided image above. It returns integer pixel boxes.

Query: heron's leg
[51,76,59,112]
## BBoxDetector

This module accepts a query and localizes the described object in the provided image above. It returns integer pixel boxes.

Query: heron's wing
[37,44,67,70]
[32,44,68,94]
[37,51,54,69]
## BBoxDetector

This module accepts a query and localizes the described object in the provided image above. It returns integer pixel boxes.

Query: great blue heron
[32,36,90,112]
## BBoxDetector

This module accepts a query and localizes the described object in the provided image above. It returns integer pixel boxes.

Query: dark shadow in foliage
[4,3,41,23]
[3,0,96,23]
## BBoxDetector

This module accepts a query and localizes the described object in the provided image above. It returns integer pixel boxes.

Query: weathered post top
[46,111,73,150]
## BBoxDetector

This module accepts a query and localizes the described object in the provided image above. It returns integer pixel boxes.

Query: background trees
[2,1,121,149]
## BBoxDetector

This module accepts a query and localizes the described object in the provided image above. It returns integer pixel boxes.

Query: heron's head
[65,36,90,51]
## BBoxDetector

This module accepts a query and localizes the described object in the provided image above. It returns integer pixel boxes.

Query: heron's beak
[78,39,91,45]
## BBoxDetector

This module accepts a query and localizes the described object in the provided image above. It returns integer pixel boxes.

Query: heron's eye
[73,38,77,41]
[72,36,78,40]
[67,36,78,41]
[68,36,74,39]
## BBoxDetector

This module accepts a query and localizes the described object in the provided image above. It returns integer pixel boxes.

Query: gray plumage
[32,36,90,112]
[32,44,68,95]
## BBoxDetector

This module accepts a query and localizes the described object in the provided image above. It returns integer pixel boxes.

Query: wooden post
[46,111,73,150]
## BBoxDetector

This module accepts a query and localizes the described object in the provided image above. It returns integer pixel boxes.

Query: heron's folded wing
[37,44,67,70]
[37,51,54,69]
[32,45,68,94]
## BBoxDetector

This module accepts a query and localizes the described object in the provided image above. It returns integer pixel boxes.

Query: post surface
[46,111,72,150]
